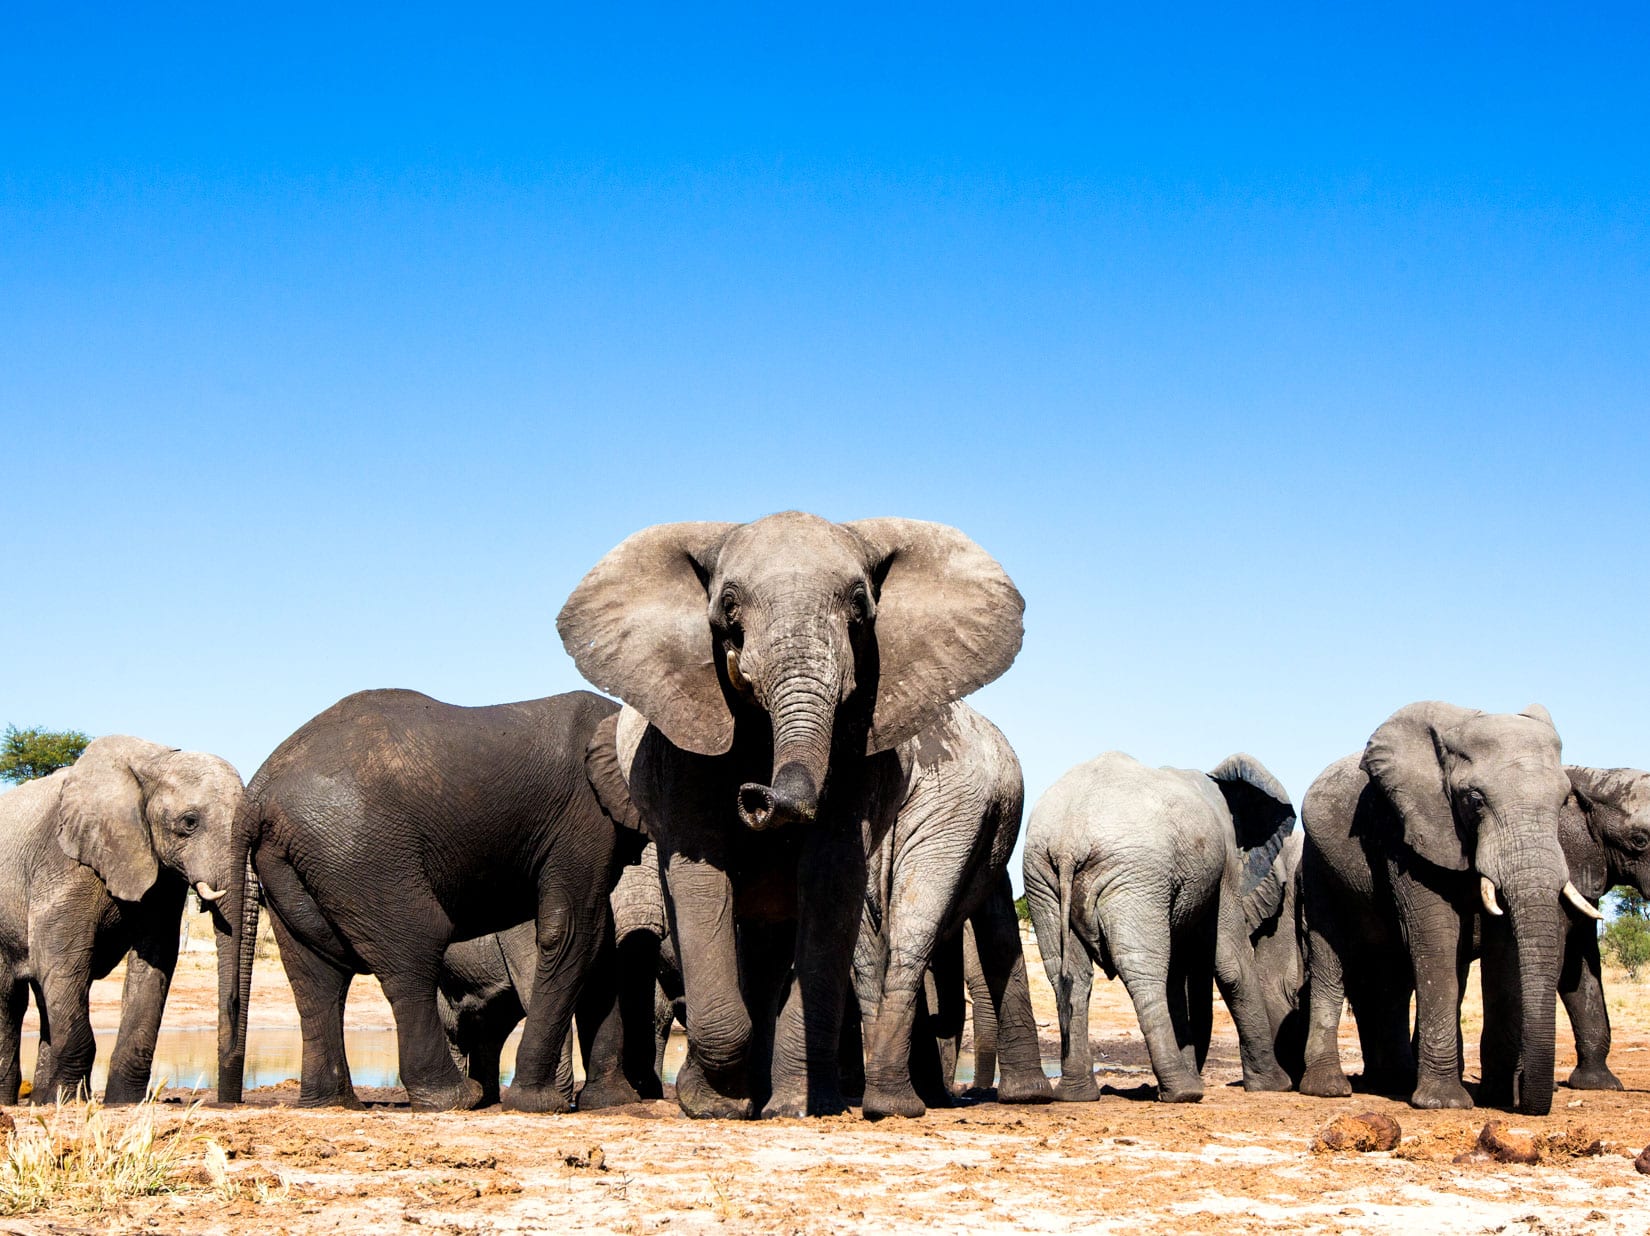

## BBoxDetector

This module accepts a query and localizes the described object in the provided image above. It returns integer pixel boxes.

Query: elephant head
[56,735,244,906]
[1561,766,1650,904]
[1360,701,1573,1112]
[558,512,1023,830]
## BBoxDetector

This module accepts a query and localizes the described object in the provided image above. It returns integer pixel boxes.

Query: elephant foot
[102,1082,151,1107]
[675,1056,753,1120]
[1299,1064,1353,1098]
[1241,1064,1294,1093]
[578,1073,644,1111]
[1566,1063,1624,1092]
[861,1082,927,1120]
[997,1069,1055,1105]
[297,1089,365,1110]
[1155,1075,1205,1104]
[412,1076,488,1112]
[764,1080,851,1119]
[1410,1077,1473,1110]
[501,1079,571,1114]
[1054,1074,1101,1103]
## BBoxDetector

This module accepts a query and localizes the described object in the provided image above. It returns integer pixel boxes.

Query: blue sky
[3,5,1647,863]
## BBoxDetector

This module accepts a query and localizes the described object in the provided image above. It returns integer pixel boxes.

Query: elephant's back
[1030,751,1218,843]
[1300,754,1370,848]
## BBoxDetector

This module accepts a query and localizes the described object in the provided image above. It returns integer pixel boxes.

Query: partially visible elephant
[1023,751,1297,1102]
[435,845,682,1107]
[558,512,1024,1118]
[0,736,243,1104]
[851,701,1052,1118]
[219,690,643,1112]
[1247,829,1308,1083]
[1554,765,1649,1092]
[1299,702,1595,1115]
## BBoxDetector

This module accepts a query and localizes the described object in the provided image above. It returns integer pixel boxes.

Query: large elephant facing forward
[1022,751,1297,1102]
[558,512,1024,1118]
[1299,702,1595,1115]
[0,737,243,1104]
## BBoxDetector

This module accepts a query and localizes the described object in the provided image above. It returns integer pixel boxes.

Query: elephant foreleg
[33,968,97,1104]
[1396,872,1473,1110]
[0,977,25,1105]
[1560,922,1621,1091]
[766,821,865,1119]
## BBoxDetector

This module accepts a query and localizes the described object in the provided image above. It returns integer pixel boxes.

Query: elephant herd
[1,512,1646,1127]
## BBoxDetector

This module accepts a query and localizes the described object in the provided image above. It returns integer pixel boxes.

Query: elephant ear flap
[585,711,647,837]
[1360,702,1473,872]
[845,518,1024,754]
[55,736,164,902]
[1208,753,1297,933]
[557,522,740,757]
[1519,703,1555,729]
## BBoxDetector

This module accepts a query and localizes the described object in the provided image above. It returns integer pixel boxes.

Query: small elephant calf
[1023,751,1297,1103]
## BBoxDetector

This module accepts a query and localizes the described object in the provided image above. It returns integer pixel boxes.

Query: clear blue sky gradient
[4,6,1647,881]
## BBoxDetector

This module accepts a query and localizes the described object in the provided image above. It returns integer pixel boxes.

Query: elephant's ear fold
[55,736,165,902]
[1520,703,1555,729]
[557,522,740,757]
[585,711,648,837]
[845,518,1024,754]
[1360,702,1474,872]
[1208,753,1297,932]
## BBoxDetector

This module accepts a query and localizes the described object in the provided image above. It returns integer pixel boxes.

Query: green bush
[0,726,91,784]
[1602,886,1650,980]
[1013,894,1030,923]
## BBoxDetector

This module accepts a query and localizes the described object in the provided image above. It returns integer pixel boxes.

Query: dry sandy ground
[6,908,1650,1235]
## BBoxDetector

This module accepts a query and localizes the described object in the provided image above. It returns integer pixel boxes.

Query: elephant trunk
[1505,888,1562,1115]
[737,634,841,831]
[217,851,261,1103]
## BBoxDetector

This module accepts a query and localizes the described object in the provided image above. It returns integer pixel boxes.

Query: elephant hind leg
[269,913,363,1109]
[1105,899,1203,1104]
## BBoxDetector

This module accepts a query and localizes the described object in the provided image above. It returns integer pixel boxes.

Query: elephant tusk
[724,644,750,692]
[1563,881,1604,921]
[1479,875,1503,917]
[195,881,227,902]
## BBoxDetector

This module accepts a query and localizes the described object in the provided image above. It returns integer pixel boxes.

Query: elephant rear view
[1022,751,1296,1102]
[1299,702,1591,1115]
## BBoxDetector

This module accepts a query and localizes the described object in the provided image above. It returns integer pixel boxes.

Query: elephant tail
[1055,860,1075,976]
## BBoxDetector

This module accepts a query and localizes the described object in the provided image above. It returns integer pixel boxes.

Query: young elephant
[1022,751,1296,1103]
[851,701,1052,1118]
[559,513,1024,1119]
[436,846,681,1107]
[1299,702,1592,1115]
[1554,765,1650,1092]
[219,690,642,1112]
[0,736,243,1103]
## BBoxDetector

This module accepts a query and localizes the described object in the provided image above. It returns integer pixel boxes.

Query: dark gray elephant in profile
[1554,765,1649,1092]
[0,736,243,1104]
[1022,751,1296,1102]
[558,512,1024,1119]
[1299,702,1597,1115]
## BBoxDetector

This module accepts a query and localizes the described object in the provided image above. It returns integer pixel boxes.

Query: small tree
[0,726,91,785]
[1602,885,1650,980]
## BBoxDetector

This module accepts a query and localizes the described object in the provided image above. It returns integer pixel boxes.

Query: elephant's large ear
[585,711,647,837]
[557,522,740,757]
[55,736,165,902]
[1360,702,1476,872]
[845,518,1024,754]
[1208,753,1297,933]
[1559,767,1611,902]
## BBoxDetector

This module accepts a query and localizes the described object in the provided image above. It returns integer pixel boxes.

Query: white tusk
[1562,881,1604,921]
[1480,875,1504,917]
[195,881,227,902]
[724,645,750,692]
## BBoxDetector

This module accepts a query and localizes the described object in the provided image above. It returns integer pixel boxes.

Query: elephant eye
[717,586,741,627]
[179,812,200,835]
[1629,830,1650,854]
[847,584,873,625]
[1459,789,1486,813]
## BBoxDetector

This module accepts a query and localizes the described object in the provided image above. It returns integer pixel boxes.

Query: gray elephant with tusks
[1299,702,1599,1115]
[557,512,1025,1118]
[0,737,243,1104]
[1022,751,1297,1102]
